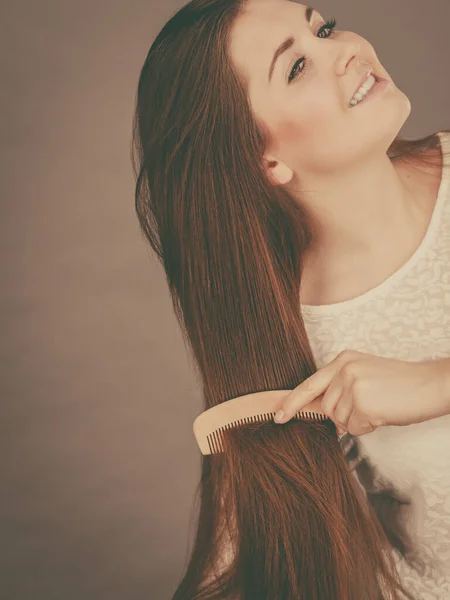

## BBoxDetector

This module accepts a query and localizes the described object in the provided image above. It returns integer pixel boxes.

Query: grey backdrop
[1,0,449,599]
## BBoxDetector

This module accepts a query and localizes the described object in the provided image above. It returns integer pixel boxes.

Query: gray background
[1,0,449,599]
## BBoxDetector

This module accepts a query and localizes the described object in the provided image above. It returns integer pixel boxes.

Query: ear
[263,156,293,186]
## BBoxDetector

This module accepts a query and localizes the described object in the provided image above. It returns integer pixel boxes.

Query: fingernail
[274,410,284,423]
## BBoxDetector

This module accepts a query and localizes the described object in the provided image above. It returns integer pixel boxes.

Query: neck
[291,153,439,275]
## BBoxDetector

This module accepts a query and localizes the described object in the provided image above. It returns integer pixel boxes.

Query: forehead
[229,0,311,87]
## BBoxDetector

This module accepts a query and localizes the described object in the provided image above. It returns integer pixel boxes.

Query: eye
[288,17,338,84]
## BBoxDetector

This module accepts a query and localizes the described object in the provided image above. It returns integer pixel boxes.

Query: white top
[300,131,450,597]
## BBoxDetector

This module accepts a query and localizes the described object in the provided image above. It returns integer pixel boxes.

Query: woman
[131,0,450,597]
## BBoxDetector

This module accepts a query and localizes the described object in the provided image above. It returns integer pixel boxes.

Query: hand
[274,350,445,436]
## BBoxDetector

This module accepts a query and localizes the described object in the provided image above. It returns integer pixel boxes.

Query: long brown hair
[131,1,450,597]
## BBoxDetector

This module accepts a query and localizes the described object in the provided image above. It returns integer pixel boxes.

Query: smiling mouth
[348,72,387,107]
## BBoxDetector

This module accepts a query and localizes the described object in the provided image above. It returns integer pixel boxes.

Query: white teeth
[349,74,376,106]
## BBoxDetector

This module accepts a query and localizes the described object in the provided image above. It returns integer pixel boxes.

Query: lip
[351,67,375,97]
[349,77,391,108]
[349,68,389,102]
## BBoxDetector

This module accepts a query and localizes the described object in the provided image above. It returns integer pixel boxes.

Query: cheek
[271,94,350,170]
[275,94,340,144]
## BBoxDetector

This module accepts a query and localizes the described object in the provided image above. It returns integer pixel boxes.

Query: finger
[347,414,376,437]
[297,395,325,416]
[333,388,354,431]
[279,395,325,422]
[320,379,344,422]
[275,357,348,423]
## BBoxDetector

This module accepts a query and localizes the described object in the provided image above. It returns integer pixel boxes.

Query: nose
[338,43,363,76]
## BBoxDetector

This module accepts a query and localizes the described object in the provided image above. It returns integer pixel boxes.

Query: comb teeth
[205,410,327,454]
[194,390,329,455]
[207,414,270,453]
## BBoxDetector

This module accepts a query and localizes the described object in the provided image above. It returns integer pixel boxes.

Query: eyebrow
[268,5,315,83]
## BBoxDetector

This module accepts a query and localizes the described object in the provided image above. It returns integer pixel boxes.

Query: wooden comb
[193,389,329,455]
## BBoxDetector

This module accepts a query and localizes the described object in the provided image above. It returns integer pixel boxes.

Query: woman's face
[229,0,410,182]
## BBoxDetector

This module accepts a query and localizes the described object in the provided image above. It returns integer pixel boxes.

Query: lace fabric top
[300,131,450,598]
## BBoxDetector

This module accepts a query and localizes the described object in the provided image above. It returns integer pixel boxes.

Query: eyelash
[288,17,338,84]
